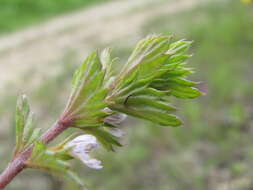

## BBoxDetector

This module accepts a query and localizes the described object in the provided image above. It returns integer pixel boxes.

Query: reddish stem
[0,121,68,190]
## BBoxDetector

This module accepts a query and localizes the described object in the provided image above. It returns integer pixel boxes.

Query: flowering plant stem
[0,35,201,189]
[0,121,67,189]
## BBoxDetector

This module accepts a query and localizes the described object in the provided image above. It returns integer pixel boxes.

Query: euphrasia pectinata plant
[0,35,202,189]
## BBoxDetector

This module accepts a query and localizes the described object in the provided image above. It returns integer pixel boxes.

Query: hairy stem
[0,121,68,189]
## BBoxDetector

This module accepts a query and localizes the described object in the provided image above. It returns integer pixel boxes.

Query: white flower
[108,128,125,138]
[104,108,127,137]
[66,135,103,170]
[104,108,127,125]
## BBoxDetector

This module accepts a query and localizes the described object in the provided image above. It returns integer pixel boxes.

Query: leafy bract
[14,95,41,155]
[108,35,202,127]
[63,50,114,128]
[61,50,121,151]
[28,141,85,189]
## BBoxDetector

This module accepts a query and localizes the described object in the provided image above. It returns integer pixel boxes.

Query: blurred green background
[0,0,253,189]
[0,0,108,34]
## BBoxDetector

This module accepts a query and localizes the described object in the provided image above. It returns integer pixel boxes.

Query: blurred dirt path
[0,0,208,90]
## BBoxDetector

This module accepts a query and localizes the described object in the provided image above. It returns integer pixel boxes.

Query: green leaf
[83,128,122,151]
[110,104,182,127]
[100,48,116,86]
[166,40,192,55]
[25,127,41,147]
[132,88,169,97]
[167,78,198,87]
[170,86,202,99]
[66,51,103,112]
[28,141,85,188]
[168,54,192,64]
[70,67,105,114]
[31,141,45,159]
[117,35,172,86]
[15,95,40,154]
[15,95,29,152]
[114,78,150,102]
[125,95,176,112]
[165,67,194,77]
[64,51,112,128]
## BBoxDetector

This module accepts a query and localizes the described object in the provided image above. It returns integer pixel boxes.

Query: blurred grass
[1,0,253,190]
[0,0,109,35]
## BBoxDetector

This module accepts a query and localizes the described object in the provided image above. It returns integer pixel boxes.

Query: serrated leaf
[114,78,150,101]
[110,104,182,127]
[168,54,192,64]
[170,86,202,99]
[66,51,103,112]
[166,40,192,55]
[63,51,112,129]
[70,69,105,114]
[167,78,198,87]
[165,67,194,77]
[22,112,35,142]
[15,95,29,152]
[118,35,171,84]
[100,48,115,86]
[75,89,109,114]
[129,88,170,100]
[15,95,40,155]
[116,69,139,90]
[125,95,176,112]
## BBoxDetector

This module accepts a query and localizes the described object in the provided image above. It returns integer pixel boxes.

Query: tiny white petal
[103,108,126,138]
[66,135,103,170]
[109,128,125,138]
[104,111,127,125]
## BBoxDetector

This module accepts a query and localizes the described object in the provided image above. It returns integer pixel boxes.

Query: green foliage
[62,49,121,150]
[109,35,201,126]
[12,35,201,155]
[64,50,112,128]
[15,95,41,155]
[0,0,109,34]
[28,141,84,189]
[62,35,200,150]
